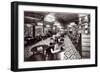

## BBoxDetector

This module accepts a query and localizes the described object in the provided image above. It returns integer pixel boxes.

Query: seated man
[28,46,45,61]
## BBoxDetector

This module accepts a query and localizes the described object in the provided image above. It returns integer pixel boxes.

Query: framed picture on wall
[11,1,98,71]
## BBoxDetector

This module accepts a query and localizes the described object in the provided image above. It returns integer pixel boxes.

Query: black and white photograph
[24,11,90,61]
[11,1,97,71]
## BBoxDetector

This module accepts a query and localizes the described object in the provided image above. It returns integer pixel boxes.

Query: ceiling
[24,11,79,25]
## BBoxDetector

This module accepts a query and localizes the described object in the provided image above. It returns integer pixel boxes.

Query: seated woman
[50,43,61,60]
[45,37,60,60]
[46,38,55,60]
[51,37,65,60]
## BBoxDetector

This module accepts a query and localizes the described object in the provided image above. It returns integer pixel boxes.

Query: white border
[18,5,95,68]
